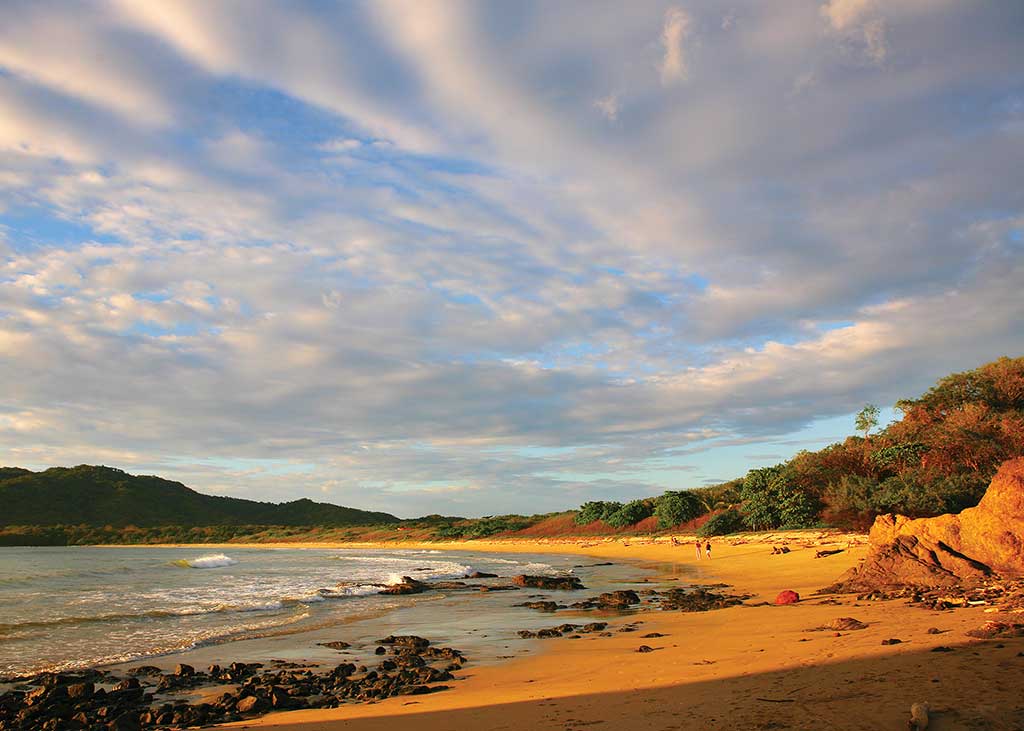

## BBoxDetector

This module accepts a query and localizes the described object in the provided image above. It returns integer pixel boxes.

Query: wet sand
[197,532,1024,731]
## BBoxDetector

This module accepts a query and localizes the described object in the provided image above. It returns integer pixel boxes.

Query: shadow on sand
[224,635,1024,731]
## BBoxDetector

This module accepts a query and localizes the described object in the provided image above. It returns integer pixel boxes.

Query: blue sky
[0,1,1022,517]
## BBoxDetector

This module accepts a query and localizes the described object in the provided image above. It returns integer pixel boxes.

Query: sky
[1,0,1022,518]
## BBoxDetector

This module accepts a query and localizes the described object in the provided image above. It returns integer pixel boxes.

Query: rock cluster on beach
[825,458,1024,593]
[0,637,465,731]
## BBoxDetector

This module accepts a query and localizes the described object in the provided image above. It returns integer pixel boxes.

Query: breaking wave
[173,554,238,569]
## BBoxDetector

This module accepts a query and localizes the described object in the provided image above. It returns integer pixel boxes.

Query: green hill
[0,465,398,527]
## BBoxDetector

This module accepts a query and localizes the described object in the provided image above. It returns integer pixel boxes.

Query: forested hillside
[0,465,398,528]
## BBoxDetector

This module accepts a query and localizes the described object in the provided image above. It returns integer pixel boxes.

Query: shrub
[697,509,745,537]
[604,500,653,528]
[573,501,622,525]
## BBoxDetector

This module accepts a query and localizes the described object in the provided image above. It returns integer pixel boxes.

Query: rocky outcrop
[826,458,1024,592]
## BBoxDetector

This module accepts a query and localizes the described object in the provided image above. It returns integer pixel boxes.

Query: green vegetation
[432,514,542,539]
[855,403,880,438]
[0,465,398,528]
[573,501,623,525]
[697,509,745,537]
[653,491,704,529]
[603,499,654,528]
[568,356,1024,535]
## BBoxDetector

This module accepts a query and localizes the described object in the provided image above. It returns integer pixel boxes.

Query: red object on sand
[774,590,800,605]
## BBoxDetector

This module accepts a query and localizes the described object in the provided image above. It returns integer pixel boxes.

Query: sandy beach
[180,532,1023,731]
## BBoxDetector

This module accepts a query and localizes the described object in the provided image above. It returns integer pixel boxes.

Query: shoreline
[196,532,1022,730]
[10,532,1024,729]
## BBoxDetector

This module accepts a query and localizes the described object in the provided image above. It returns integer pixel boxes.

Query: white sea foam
[176,554,238,569]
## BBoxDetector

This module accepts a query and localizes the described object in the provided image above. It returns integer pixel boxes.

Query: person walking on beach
[695,541,703,559]
[705,541,712,559]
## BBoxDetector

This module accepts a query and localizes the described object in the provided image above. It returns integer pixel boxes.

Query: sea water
[0,546,637,676]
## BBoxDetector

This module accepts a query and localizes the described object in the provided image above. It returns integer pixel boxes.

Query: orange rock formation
[826,458,1024,591]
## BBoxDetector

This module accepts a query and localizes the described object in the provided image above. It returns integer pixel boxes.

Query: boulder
[596,590,640,608]
[775,590,800,605]
[827,617,867,631]
[826,458,1024,592]
[236,695,263,714]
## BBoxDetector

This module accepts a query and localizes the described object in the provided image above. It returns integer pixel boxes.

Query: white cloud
[820,0,876,31]
[659,7,692,85]
[593,94,620,121]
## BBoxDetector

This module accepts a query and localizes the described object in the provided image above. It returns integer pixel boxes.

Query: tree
[855,403,880,439]
[653,491,705,529]
[740,465,820,530]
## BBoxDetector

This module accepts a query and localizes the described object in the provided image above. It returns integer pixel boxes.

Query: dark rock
[106,711,140,731]
[596,590,640,608]
[173,663,195,677]
[881,638,903,645]
[128,666,162,677]
[965,621,1024,639]
[375,646,387,655]
[641,632,666,638]
[270,686,292,708]
[466,571,498,579]
[66,681,94,700]
[658,587,746,612]
[236,695,263,714]
[319,641,351,650]
[377,635,430,649]
[512,575,584,591]
[379,577,429,595]
[516,601,561,612]
[636,645,655,653]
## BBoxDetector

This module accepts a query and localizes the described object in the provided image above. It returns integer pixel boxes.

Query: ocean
[0,545,641,677]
